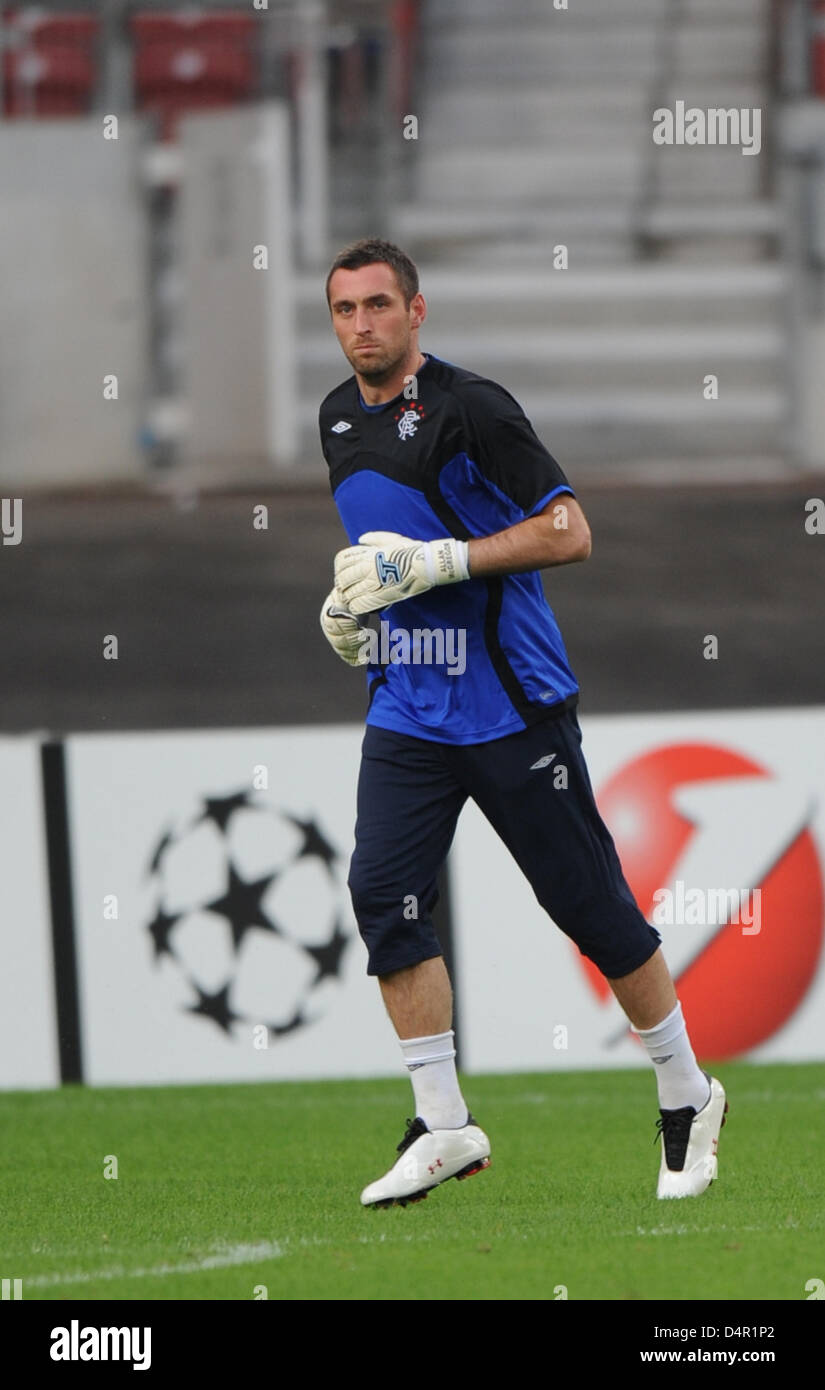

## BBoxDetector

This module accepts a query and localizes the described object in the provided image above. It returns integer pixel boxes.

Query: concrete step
[423,0,765,22]
[423,25,766,84]
[640,200,781,259]
[412,146,763,203]
[389,202,637,250]
[299,388,786,465]
[670,28,767,80]
[412,150,646,203]
[384,0,782,466]
[654,150,765,199]
[423,0,668,22]
[423,27,659,83]
[402,236,640,269]
[642,200,781,238]
[299,326,782,399]
[420,83,766,147]
[392,229,772,269]
[682,0,769,15]
[506,390,786,462]
[410,125,645,157]
[298,266,787,333]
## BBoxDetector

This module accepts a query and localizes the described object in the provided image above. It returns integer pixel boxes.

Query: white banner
[451,706,825,1072]
[0,738,59,1089]
[64,726,399,1085]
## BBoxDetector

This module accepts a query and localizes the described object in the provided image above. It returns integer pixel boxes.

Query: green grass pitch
[2,1061,822,1301]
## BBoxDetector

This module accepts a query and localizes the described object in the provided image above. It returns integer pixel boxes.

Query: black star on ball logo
[186,982,240,1034]
[284,814,338,877]
[205,862,278,951]
[198,792,253,834]
[304,916,350,984]
[146,828,175,877]
[147,904,180,961]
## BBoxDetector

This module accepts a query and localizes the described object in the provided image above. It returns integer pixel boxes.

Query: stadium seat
[4,9,98,47]
[131,12,256,46]
[2,11,98,118]
[131,10,257,139]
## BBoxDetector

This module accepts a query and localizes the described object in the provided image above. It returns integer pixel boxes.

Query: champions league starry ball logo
[143,792,351,1040]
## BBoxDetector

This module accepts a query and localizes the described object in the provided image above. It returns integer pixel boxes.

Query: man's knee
[539,888,661,980]
[348,853,437,924]
[347,861,442,976]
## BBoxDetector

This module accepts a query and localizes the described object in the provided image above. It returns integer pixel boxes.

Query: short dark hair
[325,238,419,308]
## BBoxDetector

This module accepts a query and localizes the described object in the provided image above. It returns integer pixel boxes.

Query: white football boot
[656,1075,728,1199]
[361,1114,491,1208]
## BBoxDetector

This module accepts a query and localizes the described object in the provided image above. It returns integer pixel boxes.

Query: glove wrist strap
[425,538,470,586]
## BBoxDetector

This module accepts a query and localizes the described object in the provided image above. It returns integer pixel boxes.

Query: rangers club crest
[394,402,426,440]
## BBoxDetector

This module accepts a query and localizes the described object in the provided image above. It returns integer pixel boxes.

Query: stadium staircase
[298,0,789,476]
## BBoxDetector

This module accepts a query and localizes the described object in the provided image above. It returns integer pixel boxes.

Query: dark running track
[2,480,823,736]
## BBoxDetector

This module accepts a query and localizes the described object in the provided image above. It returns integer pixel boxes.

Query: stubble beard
[348,339,408,385]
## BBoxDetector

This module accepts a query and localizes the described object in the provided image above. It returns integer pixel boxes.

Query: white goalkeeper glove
[319,588,369,666]
[334,531,470,616]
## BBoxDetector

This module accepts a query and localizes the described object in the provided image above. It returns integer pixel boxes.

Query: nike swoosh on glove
[334,531,470,615]
[319,588,369,666]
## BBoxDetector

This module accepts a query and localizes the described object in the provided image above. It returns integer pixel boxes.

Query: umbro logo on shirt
[530,753,557,771]
[331,420,352,434]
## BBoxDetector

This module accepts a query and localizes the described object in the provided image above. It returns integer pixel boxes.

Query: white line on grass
[25,1231,432,1291]
[634,1222,798,1237]
[25,1240,288,1290]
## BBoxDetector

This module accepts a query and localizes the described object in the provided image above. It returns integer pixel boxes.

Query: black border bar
[41,741,83,1084]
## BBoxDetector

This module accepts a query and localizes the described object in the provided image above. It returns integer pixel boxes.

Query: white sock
[399,1030,469,1129]
[633,1001,711,1112]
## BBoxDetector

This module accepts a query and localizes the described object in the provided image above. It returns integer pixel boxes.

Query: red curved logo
[578,742,824,1058]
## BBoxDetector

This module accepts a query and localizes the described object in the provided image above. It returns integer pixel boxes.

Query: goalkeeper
[319,238,727,1209]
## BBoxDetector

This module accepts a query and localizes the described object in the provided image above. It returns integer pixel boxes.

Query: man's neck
[357,351,427,406]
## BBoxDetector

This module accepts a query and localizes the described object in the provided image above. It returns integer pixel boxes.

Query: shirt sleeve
[461,379,574,517]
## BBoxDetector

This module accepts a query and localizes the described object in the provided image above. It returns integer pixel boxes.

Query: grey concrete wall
[0,117,149,486]
[178,103,297,473]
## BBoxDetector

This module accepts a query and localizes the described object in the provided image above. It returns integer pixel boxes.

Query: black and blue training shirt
[320,353,580,745]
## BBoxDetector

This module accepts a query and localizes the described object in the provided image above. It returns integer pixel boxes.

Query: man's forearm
[332,499,591,615]
[468,505,591,578]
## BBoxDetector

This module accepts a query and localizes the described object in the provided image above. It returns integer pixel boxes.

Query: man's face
[327,263,425,384]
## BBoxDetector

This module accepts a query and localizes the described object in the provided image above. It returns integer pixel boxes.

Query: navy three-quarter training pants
[347,706,661,980]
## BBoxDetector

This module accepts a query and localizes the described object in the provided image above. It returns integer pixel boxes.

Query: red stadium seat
[2,9,98,118]
[4,9,98,47]
[131,10,257,139]
[131,12,255,45]
[3,39,96,118]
